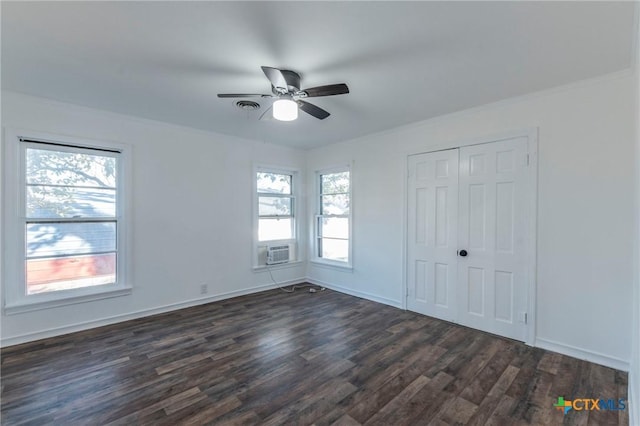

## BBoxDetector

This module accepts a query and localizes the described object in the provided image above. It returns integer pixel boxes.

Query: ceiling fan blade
[298,100,330,120]
[259,105,274,121]
[301,83,349,98]
[261,66,288,92]
[217,93,271,98]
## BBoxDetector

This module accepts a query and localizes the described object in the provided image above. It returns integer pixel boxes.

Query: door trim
[403,128,538,346]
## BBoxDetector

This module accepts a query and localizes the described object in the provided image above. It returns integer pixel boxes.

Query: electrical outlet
[200,284,208,295]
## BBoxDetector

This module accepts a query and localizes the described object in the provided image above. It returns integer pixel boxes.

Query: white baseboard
[305,280,631,374]
[1,278,306,347]
[535,337,630,372]
[306,277,403,309]
[2,275,632,386]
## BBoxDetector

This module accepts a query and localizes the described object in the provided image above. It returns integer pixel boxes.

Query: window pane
[26,148,116,188]
[320,238,349,262]
[258,196,292,216]
[321,172,349,194]
[20,145,121,297]
[27,222,116,258]
[27,253,116,295]
[321,194,349,215]
[258,218,292,241]
[26,222,117,294]
[27,186,116,218]
[319,217,349,239]
[257,172,291,194]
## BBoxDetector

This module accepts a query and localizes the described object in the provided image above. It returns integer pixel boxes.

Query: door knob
[458,249,468,257]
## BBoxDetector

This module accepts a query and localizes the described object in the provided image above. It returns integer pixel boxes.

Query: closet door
[457,137,529,341]
[407,149,459,323]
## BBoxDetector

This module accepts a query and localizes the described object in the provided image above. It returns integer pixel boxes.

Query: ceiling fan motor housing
[274,70,301,94]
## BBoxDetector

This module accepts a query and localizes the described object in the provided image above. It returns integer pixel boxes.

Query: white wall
[629,15,640,425]
[2,72,636,373]
[306,72,636,369]
[0,91,307,346]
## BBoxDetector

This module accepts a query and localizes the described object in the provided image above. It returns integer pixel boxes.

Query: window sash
[314,168,351,265]
[26,182,118,191]
[26,217,117,223]
[255,169,297,249]
[258,194,294,218]
[3,130,130,313]
[320,190,349,196]
[27,250,117,261]
[258,217,294,242]
[320,171,350,196]
[19,138,123,299]
[26,219,118,258]
[316,237,349,262]
[256,172,292,195]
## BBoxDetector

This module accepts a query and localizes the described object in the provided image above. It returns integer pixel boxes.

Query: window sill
[252,260,305,272]
[4,286,132,315]
[309,259,353,272]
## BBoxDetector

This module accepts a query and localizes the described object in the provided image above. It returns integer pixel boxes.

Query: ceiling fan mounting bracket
[271,69,301,95]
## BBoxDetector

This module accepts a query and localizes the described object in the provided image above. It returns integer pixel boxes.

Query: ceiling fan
[217,66,349,121]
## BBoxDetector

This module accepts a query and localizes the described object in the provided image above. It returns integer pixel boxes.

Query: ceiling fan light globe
[273,99,298,121]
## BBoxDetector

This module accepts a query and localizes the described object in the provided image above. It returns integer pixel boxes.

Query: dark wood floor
[1,288,629,425]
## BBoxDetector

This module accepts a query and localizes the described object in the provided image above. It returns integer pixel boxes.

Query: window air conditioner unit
[267,245,290,265]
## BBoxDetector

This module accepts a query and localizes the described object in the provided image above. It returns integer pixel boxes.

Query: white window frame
[253,165,300,268]
[3,129,131,314]
[312,165,352,269]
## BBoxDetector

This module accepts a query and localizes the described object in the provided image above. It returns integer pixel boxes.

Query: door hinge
[526,154,530,166]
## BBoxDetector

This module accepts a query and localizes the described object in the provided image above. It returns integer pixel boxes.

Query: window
[256,171,295,242]
[4,131,130,312]
[315,169,351,265]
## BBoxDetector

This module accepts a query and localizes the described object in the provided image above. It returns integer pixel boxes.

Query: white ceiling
[2,2,635,149]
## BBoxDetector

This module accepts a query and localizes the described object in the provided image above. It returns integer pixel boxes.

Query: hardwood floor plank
[250,357,356,420]
[0,288,629,425]
[365,371,455,426]
[587,366,621,426]
[212,410,262,426]
[537,351,562,375]
[261,377,358,426]
[343,344,447,424]
[434,395,478,424]
[485,394,520,426]
[466,364,520,426]
[186,395,242,424]
[155,352,213,375]
[360,375,430,424]
[617,370,630,426]
[328,414,361,426]
[458,341,515,405]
